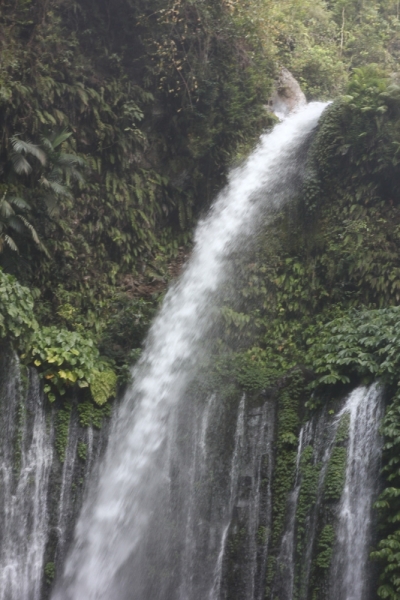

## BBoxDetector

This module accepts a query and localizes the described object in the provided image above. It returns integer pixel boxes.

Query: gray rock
[268,68,307,118]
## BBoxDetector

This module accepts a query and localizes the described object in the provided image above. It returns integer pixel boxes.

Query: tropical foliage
[0,268,116,405]
[211,69,400,597]
[3,0,400,594]
[0,193,42,253]
[24,327,116,404]
[0,268,38,341]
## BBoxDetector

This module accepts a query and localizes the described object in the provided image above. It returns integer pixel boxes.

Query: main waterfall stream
[52,104,328,600]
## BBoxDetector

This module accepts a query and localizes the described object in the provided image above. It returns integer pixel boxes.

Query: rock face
[269,68,307,118]
[0,349,110,600]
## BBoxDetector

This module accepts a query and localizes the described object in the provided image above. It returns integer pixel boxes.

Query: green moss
[257,525,268,545]
[324,447,347,501]
[228,527,246,556]
[55,402,72,463]
[296,445,321,546]
[293,445,322,599]
[271,372,305,547]
[77,442,87,461]
[271,440,297,545]
[77,400,111,429]
[335,412,350,444]
[371,391,400,597]
[44,562,55,585]
[320,411,349,502]
[315,525,335,569]
[265,372,307,592]
[19,364,29,399]
[266,555,277,594]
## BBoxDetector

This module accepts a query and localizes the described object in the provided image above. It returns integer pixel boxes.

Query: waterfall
[273,422,312,599]
[210,396,245,600]
[0,355,54,600]
[52,103,328,600]
[209,395,245,600]
[269,384,383,600]
[56,412,79,565]
[330,384,383,600]
[0,350,110,600]
[219,397,276,600]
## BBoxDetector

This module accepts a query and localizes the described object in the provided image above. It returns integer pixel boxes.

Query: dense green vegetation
[212,67,400,597]
[0,0,277,354]
[2,0,400,380]
[4,0,400,597]
[0,268,115,404]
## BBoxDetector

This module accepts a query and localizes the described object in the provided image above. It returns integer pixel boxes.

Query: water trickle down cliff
[0,349,110,600]
[330,385,384,600]
[268,384,384,600]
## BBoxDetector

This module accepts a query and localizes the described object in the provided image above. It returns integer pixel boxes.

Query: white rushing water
[0,360,54,600]
[0,353,111,600]
[273,420,313,599]
[269,385,383,600]
[330,384,383,600]
[53,102,328,600]
[209,395,245,600]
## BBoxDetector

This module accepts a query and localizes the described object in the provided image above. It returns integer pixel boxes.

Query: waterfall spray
[0,360,54,600]
[53,103,327,600]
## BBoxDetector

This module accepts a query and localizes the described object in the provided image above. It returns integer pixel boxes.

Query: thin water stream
[330,385,383,600]
[271,384,383,600]
[0,351,110,600]
[0,360,54,600]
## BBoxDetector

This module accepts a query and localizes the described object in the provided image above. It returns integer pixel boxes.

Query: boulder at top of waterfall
[268,68,307,119]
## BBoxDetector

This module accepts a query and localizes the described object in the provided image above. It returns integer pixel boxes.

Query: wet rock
[268,68,307,118]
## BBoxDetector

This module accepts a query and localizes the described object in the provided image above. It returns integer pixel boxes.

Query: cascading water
[330,384,383,600]
[0,354,54,600]
[219,396,276,600]
[0,349,110,600]
[209,395,245,600]
[269,384,384,600]
[272,422,312,599]
[52,103,328,600]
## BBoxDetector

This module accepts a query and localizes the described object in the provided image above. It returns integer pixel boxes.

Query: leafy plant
[0,192,45,254]
[39,130,87,216]
[306,307,400,386]
[0,267,38,341]
[23,326,116,404]
[10,136,46,175]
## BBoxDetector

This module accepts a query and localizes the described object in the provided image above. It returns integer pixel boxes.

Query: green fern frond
[11,136,46,165]
[3,234,18,252]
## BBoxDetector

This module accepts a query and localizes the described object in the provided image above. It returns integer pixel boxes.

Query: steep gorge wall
[0,347,110,600]
[0,341,384,600]
[3,64,400,600]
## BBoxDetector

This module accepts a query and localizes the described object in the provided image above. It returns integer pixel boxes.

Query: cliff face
[0,351,385,600]
[2,84,398,598]
[3,4,400,596]
[0,347,110,600]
